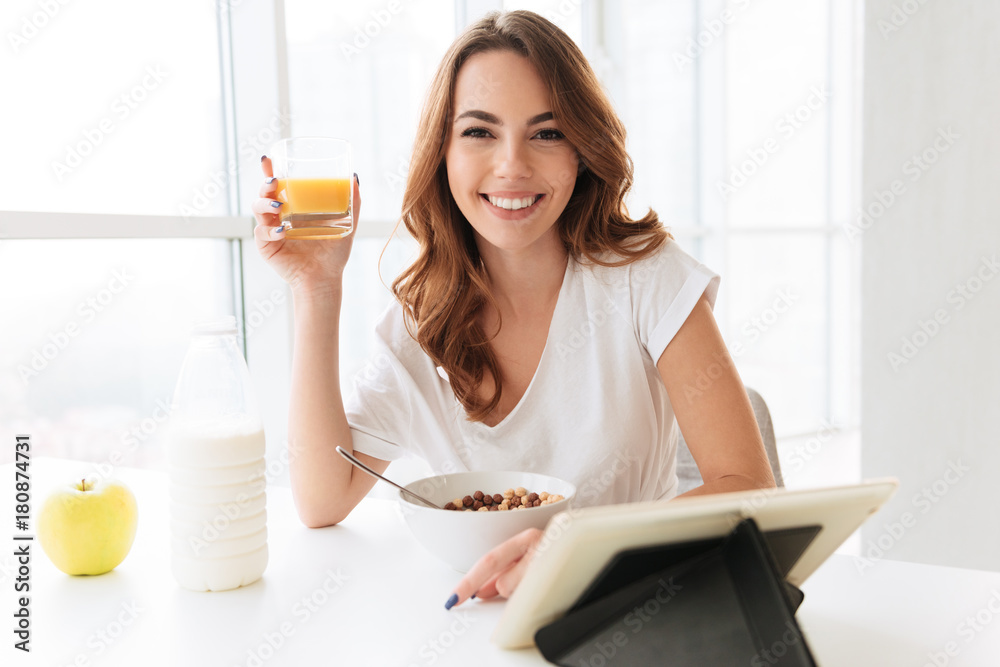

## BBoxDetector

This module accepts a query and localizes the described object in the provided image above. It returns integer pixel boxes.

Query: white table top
[3,458,999,666]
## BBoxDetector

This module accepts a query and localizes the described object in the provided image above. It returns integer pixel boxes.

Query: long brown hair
[392,10,671,422]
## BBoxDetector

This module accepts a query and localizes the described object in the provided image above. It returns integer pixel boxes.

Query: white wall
[860,0,1000,571]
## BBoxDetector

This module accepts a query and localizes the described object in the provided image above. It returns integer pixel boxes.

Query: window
[593,0,858,444]
[1,0,255,469]
[1,240,237,465]
[3,0,858,487]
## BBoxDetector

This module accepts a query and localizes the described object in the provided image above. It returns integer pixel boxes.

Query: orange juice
[275,178,352,239]
[276,178,351,215]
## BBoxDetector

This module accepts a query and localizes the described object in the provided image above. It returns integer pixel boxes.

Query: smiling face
[444,50,579,257]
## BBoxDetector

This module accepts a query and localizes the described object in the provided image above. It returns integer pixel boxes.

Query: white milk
[167,419,268,592]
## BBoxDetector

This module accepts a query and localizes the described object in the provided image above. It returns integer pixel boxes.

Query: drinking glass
[269,137,354,239]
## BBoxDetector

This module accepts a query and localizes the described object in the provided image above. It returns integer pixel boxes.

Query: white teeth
[488,195,537,211]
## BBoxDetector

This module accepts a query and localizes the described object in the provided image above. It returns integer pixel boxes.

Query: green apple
[38,477,138,576]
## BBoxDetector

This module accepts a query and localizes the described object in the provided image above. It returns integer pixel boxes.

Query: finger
[473,572,503,600]
[253,221,286,246]
[492,550,535,598]
[259,156,277,197]
[251,198,285,218]
[446,528,541,609]
[471,547,536,601]
[259,176,278,197]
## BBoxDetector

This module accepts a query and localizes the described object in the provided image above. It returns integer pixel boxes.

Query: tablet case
[533,518,819,666]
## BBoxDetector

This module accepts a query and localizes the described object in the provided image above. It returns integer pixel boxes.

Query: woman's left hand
[444,528,543,609]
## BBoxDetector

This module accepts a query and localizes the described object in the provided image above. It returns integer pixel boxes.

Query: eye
[535,128,565,141]
[460,126,492,139]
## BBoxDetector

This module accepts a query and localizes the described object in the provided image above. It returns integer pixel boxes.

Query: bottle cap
[191,316,238,335]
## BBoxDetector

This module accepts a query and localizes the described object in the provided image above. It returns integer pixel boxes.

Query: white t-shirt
[344,240,720,508]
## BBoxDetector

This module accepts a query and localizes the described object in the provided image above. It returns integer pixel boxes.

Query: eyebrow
[454,110,555,125]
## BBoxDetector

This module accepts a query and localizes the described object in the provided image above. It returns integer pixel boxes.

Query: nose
[493,137,532,181]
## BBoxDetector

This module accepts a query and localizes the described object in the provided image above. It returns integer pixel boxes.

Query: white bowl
[398,471,576,573]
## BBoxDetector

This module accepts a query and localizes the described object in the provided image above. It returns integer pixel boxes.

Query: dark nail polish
[471,594,477,600]
[265,177,276,184]
[270,201,283,208]
[261,155,267,162]
[354,172,360,185]
[444,593,458,610]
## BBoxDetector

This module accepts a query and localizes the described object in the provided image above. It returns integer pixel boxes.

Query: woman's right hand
[252,156,361,295]
[444,528,544,610]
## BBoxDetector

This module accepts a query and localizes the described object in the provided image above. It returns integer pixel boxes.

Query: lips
[480,193,543,211]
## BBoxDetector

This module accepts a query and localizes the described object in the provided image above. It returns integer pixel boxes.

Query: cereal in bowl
[442,488,565,511]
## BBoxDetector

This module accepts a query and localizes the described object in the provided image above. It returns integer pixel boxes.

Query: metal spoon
[336,446,443,510]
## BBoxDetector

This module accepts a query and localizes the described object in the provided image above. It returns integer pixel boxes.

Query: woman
[252,11,774,612]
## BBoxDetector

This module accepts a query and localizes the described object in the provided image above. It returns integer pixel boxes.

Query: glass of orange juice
[269,137,353,239]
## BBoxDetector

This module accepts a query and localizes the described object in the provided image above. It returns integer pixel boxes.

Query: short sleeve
[631,240,720,364]
[343,307,411,463]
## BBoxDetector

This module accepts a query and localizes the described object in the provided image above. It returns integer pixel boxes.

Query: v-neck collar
[454,254,575,431]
